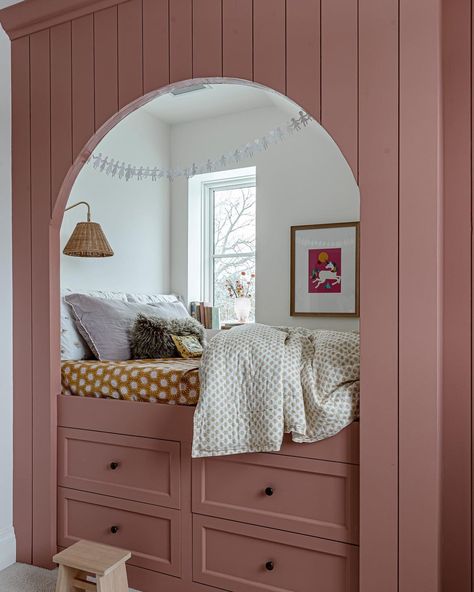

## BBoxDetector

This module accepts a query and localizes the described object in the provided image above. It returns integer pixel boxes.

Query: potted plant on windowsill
[226,272,255,323]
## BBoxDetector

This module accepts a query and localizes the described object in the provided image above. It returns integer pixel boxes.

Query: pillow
[60,289,128,360]
[131,314,205,359]
[126,292,180,304]
[171,334,204,359]
[64,294,189,361]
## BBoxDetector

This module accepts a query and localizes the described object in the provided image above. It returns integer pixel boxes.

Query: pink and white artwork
[291,222,359,317]
[308,248,342,293]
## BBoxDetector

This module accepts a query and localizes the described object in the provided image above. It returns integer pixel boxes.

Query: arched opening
[53,78,361,590]
[55,78,359,335]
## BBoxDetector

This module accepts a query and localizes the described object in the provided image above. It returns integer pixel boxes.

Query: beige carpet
[0,564,57,592]
[0,563,139,591]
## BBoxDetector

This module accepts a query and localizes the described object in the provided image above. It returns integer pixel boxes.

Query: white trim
[0,526,16,571]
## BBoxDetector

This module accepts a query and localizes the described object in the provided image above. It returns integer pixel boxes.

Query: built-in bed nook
[57,81,360,592]
[3,0,459,588]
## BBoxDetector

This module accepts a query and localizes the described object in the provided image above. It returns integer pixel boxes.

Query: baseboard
[0,526,16,571]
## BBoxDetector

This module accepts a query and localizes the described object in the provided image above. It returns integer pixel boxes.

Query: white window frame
[201,174,256,305]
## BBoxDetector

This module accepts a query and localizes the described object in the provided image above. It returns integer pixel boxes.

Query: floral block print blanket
[192,324,360,457]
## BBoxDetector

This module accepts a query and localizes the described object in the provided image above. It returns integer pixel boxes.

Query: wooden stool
[53,540,131,592]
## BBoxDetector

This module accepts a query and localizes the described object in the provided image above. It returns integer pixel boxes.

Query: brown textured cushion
[131,314,205,359]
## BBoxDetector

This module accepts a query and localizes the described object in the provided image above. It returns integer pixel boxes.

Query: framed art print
[290,222,359,317]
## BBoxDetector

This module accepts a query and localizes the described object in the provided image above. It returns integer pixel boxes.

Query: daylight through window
[205,177,256,322]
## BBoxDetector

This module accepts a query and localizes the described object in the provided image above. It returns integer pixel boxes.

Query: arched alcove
[1,0,453,589]
[57,78,360,334]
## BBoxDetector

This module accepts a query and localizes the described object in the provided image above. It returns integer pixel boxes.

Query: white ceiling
[142,83,299,126]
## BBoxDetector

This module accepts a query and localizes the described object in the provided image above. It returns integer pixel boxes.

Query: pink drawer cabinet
[58,428,180,508]
[58,488,181,577]
[193,453,359,543]
[193,515,359,592]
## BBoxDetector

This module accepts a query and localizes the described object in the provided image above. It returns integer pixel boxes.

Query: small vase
[234,297,251,323]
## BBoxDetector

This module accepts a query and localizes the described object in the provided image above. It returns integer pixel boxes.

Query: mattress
[61,358,200,406]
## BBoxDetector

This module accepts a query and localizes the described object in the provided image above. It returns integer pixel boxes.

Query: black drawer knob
[264,487,274,496]
[109,462,120,470]
[265,561,274,571]
[110,525,119,534]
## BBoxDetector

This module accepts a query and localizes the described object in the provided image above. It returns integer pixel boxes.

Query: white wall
[61,110,171,295]
[170,106,360,330]
[0,23,15,571]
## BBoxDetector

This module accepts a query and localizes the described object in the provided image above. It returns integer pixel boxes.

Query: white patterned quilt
[192,324,360,458]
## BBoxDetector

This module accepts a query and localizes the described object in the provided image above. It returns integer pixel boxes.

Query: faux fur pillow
[131,314,205,359]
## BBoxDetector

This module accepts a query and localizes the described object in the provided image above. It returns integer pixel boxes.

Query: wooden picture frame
[290,222,360,317]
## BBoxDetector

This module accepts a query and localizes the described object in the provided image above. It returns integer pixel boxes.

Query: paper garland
[87,110,313,182]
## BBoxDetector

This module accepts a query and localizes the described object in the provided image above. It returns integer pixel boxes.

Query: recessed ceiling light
[171,83,209,96]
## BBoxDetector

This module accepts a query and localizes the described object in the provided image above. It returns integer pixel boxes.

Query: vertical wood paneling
[94,6,118,129]
[192,0,222,77]
[11,35,32,565]
[399,0,442,590]
[358,1,398,591]
[321,0,358,179]
[222,0,253,80]
[253,0,286,94]
[118,0,143,108]
[50,22,72,212]
[5,0,465,587]
[143,0,169,93]
[72,14,95,158]
[472,2,474,582]
[169,0,192,83]
[30,28,56,567]
[441,2,472,590]
[286,0,321,121]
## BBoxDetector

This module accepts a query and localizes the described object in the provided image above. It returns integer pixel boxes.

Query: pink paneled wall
[0,0,470,590]
[441,1,472,590]
[358,1,398,589]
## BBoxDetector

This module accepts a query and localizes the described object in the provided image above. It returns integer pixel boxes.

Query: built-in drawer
[192,453,359,543]
[58,427,180,508]
[278,422,359,464]
[193,515,359,592]
[58,488,181,577]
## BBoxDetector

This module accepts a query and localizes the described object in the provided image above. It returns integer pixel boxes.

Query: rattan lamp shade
[63,221,114,257]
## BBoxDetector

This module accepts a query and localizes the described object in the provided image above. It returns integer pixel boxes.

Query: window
[202,174,256,322]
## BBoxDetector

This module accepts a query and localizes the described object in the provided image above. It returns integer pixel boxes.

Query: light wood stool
[53,540,131,592]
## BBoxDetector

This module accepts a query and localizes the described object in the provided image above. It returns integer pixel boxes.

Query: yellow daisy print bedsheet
[61,358,201,405]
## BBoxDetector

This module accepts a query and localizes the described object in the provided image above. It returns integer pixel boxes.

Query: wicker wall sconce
[63,201,114,257]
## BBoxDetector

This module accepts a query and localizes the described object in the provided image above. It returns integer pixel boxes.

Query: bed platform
[61,358,200,405]
[57,393,360,592]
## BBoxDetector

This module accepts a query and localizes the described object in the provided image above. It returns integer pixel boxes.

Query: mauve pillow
[64,293,189,361]
[60,289,128,360]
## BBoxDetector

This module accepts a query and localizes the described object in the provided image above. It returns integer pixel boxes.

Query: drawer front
[58,427,180,508]
[193,515,359,592]
[58,488,180,576]
[193,454,359,543]
[278,423,359,464]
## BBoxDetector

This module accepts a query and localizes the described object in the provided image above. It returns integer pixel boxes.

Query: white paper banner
[87,110,313,182]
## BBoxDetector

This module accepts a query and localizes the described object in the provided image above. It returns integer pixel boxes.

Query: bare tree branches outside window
[212,185,256,322]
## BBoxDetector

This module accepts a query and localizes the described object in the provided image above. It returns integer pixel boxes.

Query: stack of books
[189,301,221,330]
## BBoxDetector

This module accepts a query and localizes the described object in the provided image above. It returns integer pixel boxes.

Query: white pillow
[126,292,180,304]
[60,289,128,360]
